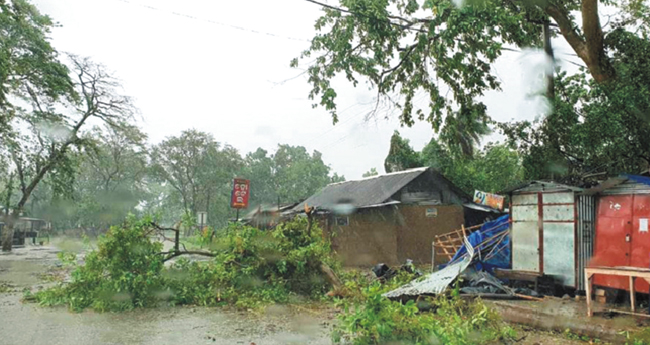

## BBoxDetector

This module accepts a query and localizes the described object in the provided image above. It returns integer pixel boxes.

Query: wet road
[0,244,332,345]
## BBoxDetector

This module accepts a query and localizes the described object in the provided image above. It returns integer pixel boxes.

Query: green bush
[332,283,515,345]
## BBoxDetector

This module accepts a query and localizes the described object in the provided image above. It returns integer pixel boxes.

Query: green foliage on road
[332,283,515,345]
[167,217,338,309]
[28,216,339,312]
[28,216,165,311]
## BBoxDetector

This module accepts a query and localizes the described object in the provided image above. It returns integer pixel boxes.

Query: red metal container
[593,192,650,292]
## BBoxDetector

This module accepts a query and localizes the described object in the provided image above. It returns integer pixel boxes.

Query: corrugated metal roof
[584,175,650,195]
[502,181,583,194]
[289,167,429,213]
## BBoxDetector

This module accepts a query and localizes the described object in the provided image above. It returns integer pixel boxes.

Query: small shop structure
[287,167,501,267]
[0,217,47,246]
[503,181,596,290]
[585,175,650,293]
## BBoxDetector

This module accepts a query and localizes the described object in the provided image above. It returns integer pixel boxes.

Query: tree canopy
[384,131,423,173]
[296,0,650,180]
[383,131,523,194]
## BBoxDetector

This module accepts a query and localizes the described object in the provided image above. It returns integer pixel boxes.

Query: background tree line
[0,1,342,250]
[3,125,344,236]
[377,130,523,196]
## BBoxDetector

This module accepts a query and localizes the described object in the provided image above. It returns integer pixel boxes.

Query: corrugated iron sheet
[503,181,583,194]
[510,185,582,288]
[289,167,428,213]
[383,238,474,298]
[602,180,650,195]
[577,195,595,290]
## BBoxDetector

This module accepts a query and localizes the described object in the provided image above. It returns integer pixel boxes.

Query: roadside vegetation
[26,216,337,311]
[24,214,521,344]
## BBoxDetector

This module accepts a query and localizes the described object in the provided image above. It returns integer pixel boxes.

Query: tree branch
[304,0,430,33]
[545,4,588,62]
[580,0,614,82]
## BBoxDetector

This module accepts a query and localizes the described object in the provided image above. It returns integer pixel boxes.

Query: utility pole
[543,20,555,100]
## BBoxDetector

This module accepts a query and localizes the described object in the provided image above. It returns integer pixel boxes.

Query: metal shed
[506,181,596,289]
[588,175,650,293]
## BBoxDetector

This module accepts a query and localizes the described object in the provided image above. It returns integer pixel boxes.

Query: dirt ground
[0,242,589,345]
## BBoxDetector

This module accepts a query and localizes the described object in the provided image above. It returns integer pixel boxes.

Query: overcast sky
[32,0,581,180]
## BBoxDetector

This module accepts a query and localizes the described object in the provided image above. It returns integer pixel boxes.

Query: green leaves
[295,0,541,137]
[384,131,423,173]
[32,215,165,312]
[0,0,74,113]
[333,286,514,345]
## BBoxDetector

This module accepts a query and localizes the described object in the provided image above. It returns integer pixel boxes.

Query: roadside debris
[372,259,423,281]
[384,215,542,302]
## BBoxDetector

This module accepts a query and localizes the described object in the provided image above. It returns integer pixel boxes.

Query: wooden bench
[585,266,650,317]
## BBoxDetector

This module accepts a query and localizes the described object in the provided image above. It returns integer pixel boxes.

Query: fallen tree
[27,215,341,311]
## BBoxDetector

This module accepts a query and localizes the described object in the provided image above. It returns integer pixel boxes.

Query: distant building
[287,167,501,266]
[241,203,298,229]
[0,217,47,246]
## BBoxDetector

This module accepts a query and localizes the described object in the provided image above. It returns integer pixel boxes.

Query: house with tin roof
[288,167,501,266]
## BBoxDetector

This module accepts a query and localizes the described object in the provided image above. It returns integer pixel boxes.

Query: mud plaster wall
[322,207,399,267]
[319,205,464,267]
[394,204,465,266]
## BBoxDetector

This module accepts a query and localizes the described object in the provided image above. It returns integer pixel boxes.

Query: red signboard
[230,178,250,209]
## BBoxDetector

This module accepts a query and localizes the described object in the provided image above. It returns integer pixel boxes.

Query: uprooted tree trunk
[303,204,342,292]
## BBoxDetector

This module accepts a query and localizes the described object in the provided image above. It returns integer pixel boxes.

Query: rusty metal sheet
[512,221,539,272]
[543,192,574,204]
[543,222,575,286]
[512,194,537,205]
[513,205,538,221]
[542,205,575,221]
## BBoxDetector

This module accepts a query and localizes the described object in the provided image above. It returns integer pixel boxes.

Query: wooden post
[630,276,636,313]
[431,242,435,272]
[586,269,593,317]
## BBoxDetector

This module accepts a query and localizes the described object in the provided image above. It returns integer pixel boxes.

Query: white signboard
[197,212,207,225]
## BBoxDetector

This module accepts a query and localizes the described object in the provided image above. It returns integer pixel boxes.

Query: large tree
[295,0,649,175]
[384,131,423,173]
[149,130,244,228]
[501,30,650,181]
[245,145,344,208]
[1,55,137,251]
[54,125,148,232]
[0,0,73,135]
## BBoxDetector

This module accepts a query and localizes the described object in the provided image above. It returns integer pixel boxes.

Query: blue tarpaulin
[447,214,511,273]
[625,174,650,187]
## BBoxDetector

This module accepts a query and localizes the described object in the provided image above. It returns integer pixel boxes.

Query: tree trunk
[545,1,616,84]
[1,212,17,252]
[543,21,555,100]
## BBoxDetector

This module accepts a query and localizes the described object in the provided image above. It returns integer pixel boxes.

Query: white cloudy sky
[33,0,582,180]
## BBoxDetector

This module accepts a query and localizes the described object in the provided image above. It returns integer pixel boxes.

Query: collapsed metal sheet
[383,257,471,298]
[383,238,474,298]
